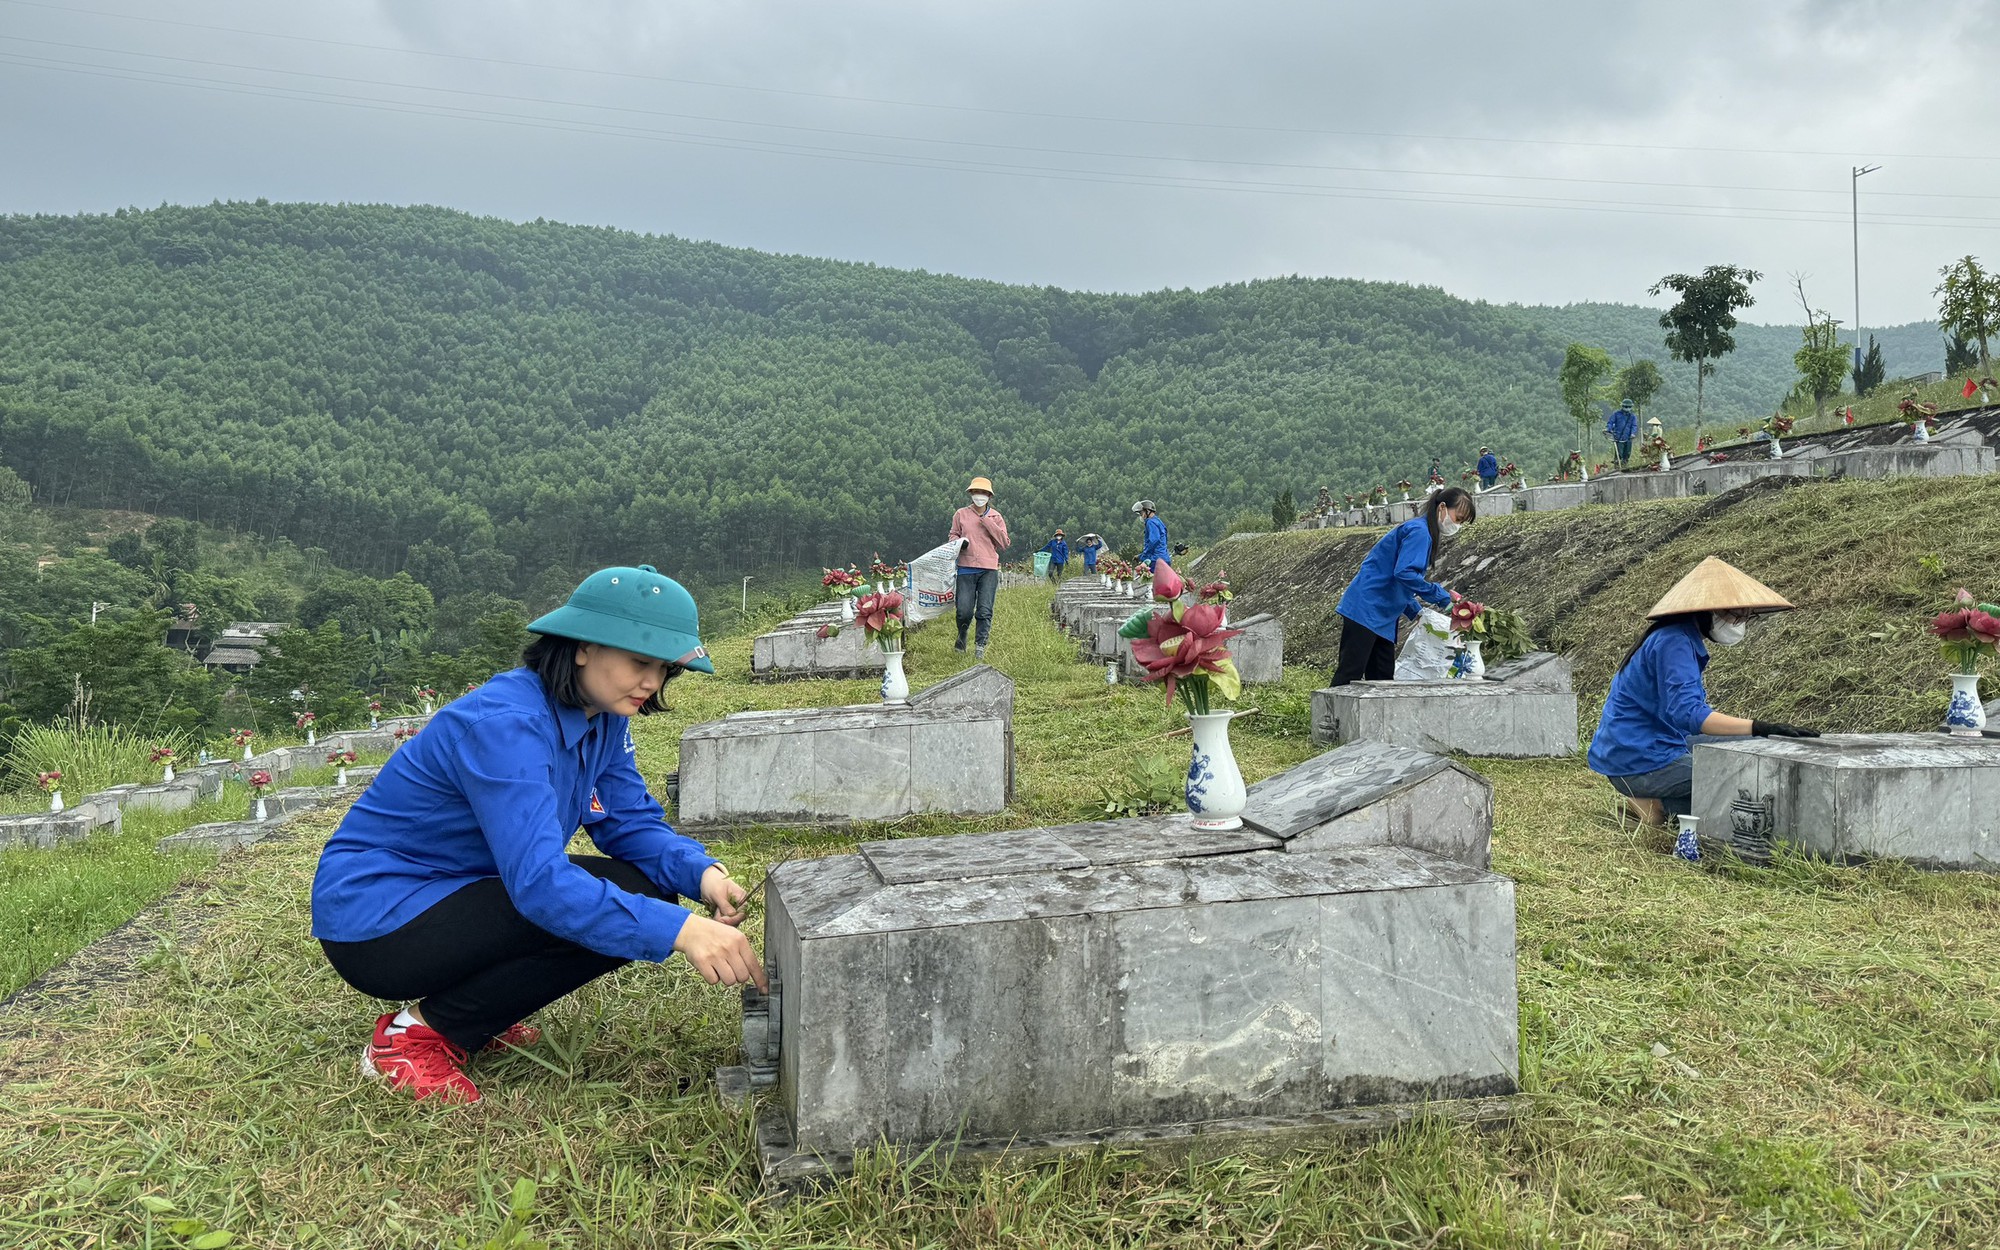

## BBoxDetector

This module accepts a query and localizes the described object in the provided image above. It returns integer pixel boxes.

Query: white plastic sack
[906,540,961,623]
[1394,607,1456,680]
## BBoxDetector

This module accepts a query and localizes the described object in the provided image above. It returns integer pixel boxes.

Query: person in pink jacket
[949,475,1010,659]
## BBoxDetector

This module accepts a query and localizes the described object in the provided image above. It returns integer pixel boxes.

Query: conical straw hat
[1646,556,1794,619]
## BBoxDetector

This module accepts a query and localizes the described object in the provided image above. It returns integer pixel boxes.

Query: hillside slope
[1204,474,1995,733]
[0,202,1941,598]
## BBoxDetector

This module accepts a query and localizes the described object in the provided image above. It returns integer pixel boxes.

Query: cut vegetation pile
[1208,474,2000,730]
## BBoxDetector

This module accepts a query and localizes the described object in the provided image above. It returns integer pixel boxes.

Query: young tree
[1648,264,1763,439]
[1851,335,1885,398]
[4,609,220,734]
[1946,331,1980,375]
[1790,276,1849,423]
[1559,343,1614,458]
[1269,489,1297,531]
[1935,255,2000,375]
[1613,359,1664,418]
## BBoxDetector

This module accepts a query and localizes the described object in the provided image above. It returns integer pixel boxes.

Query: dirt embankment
[1199,474,1997,732]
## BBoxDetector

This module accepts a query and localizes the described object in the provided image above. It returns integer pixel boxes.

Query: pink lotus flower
[1931,609,1974,644]
[1131,602,1244,710]
[148,746,175,765]
[327,750,357,767]
[815,623,835,639]
[248,770,273,793]
[1969,611,2000,647]
[1151,563,1184,601]
[1450,599,1486,633]
[36,770,62,792]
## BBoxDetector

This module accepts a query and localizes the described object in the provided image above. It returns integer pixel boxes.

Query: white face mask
[1439,516,1463,538]
[1710,618,1748,647]
[969,493,990,508]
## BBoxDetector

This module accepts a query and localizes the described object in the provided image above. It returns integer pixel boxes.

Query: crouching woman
[311,565,764,1103]
[1588,557,1819,827]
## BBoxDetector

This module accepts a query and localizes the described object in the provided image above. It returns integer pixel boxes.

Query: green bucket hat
[528,564,715,674]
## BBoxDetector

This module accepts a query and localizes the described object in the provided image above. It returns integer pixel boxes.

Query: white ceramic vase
[1945,672,1987,737]
[1185,711,1247,831]
[1463,640,1485,679]
[1674,815,1701,862]
[306,728,316,746]
[49,791,63,813]
[1913,421,1931,443]
[162,765,175,782]
[1105,662,1118,685]
[1660,450,1673,471]
[370,715,379,729]
[880,649,909,704]
[841,596,855,622]
[336,766,349,786]
[252,796,268,822]
[242,744,254,761]
[1769,436,1784,459]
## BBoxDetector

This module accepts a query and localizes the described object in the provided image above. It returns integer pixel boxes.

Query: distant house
[165,613,202,653]
[201,622,289,674]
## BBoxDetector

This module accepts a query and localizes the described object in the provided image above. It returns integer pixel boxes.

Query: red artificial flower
[1969,611,2000,647]
[37,770,62,790]
[148,746,175,764]
[1151,563,1185,601]
[1130,603,1243,706]
[1449,599,1485,632]
[328,749,357,766]
[1931,609,1974,643]
[815,623,835,639]
[248,770,273,791]
[854,592,904,635]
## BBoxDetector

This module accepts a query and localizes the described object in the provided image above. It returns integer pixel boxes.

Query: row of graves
[1294,407,2000,529]
[713,530,1997,1190]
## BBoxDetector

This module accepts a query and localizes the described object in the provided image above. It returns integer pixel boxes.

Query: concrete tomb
[1114,611,1285,685]
[1692,734,2000,870]
[719,739,1519,1187]
[1311,651,1578,759]
[676,670,1014,831]
[751,618,886,681]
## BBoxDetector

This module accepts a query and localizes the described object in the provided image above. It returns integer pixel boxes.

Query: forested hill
[0,202,1942,602]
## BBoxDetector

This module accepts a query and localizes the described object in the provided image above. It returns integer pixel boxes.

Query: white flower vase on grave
[162,765,175,783]
[242,744,254,762]
[1913,421,1932,444]
[1673,814,1701,862]
[253,796,268,822]
[1660,450,1673,471]
[1769,436,1784,459]
[336,766,349,786]
[880,649,909,705]
[841,596,856,623]
[1945,673,1988,737]
[48,791,63,813]
[306,728,316,746]
[1220,607,1230,628]
[1463,640,1486,680]
[1105,662,1118,685]
[1185,712,1246,831]
[422,701,434,715]
[370,716,378,730]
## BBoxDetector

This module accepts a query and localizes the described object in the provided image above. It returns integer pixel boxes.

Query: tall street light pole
[1853,163,1881,372]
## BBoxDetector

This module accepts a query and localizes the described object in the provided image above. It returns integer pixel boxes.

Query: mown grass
[0,756,387,999]
[2,584,1998,1247]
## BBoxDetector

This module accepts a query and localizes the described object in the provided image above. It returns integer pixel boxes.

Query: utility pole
[90,601,109,624]
[1852,163,1881,371]
[741,576,754,617]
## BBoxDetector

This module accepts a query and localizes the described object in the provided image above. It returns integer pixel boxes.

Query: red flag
[1964,377,1980,398]
[1843,407,1854,425]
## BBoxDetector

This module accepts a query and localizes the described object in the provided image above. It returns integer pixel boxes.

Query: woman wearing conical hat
[1587,557,1820,828]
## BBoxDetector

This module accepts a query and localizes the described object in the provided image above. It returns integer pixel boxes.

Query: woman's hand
[673,913,768,991]
[700,864,748,926]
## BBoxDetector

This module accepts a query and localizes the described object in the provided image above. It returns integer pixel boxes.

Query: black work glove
[1751,720,1820,739]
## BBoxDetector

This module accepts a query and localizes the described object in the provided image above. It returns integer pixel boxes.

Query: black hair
[1421,488,1477,571]
[521,634,678,715]
[1616,611,1716,674]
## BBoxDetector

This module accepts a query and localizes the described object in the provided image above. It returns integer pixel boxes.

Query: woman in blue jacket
[1331,488,1476,686]
[311,565,763,1103]
[1588,557,1818,827]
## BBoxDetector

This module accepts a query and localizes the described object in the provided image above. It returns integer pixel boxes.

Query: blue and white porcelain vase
[880,648,909,704]
[1186,711,1246,831]
[1673,814,1701,862]
[1945,672,1987,737]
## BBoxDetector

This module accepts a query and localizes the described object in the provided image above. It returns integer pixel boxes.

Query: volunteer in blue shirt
[1330,488,1477,686]
[1039,529,1070,583]
[311,564,763,1104]
[1078,533,1104,573]
[1606,399,1639,468]
[1588,557,1819,828]
[1476,447,1500,490]
[1134,500,1170,569]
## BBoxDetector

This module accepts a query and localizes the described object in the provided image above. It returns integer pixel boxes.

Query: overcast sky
[3,0,1993,328]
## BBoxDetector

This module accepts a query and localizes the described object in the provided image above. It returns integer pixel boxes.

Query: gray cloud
[2,0,1992,328]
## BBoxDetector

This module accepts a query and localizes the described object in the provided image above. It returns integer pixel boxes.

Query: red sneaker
[361,1013,479,1103]
[482,1022,542,1053]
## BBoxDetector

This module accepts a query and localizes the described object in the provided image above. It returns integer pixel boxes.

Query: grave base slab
[1311,652,1577,758]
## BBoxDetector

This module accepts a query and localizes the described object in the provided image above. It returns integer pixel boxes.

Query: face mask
[1710,619,1748,647]
[970,493,990,508]
[1439,517,1463,538]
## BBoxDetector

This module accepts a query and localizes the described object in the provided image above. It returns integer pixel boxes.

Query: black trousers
[955,568,999,645]
[320,855,673,1053]
[1330,614,1397,687]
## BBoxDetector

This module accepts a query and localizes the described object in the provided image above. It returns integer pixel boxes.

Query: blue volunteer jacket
[1606,408,1638,441]
[1587,619,1716,778]
[1140,515,1170,566]
[1040,537,1069,566]
[1477,452,1499,479]
[1081,538,1102,569]
[1335,516,1451,641]
[311,667,716,962]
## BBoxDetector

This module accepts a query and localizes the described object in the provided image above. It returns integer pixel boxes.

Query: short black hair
[521,634,677,715]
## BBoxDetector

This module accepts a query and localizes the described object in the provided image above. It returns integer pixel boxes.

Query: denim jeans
[1606,753,1693,818]
[1614,438,1633,465]
[955,568,998,645]
[1478,474,1497,490]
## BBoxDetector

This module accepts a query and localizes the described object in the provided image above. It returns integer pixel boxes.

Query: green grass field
[2,583,1997,1247]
